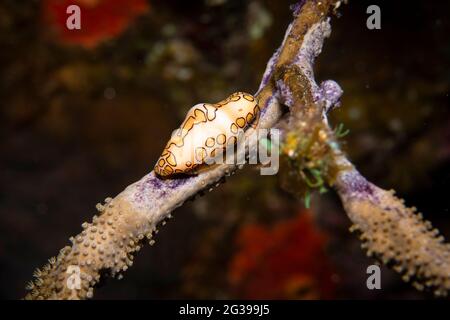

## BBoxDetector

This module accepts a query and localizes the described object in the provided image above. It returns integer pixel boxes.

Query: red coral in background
[42,0,149,48]
[229,211,335,299]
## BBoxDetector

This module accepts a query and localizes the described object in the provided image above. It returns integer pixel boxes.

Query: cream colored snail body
[155,92,260,177]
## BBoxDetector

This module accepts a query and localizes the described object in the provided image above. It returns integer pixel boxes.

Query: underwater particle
[176,67,193,81]
[161,24,177,37]
[104,87,116,100]
[348,106,361,120]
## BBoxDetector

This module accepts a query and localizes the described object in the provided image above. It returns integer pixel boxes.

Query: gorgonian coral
[26,0,450,299]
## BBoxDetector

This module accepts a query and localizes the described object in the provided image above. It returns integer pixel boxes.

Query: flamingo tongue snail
[154,92,260,177]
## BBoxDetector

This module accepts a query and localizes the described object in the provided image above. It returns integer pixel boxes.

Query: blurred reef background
[0,0,449,299]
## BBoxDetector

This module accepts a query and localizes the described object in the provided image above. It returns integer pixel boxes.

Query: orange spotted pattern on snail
[154,92,260,177]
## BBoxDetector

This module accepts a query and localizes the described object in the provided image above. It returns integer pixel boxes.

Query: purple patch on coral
[165,175,191,189]
[320,80,343,111]
[276,79,294,107]
[135,173,166,199]
[133,172,193,204]
[340,170,374,197]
